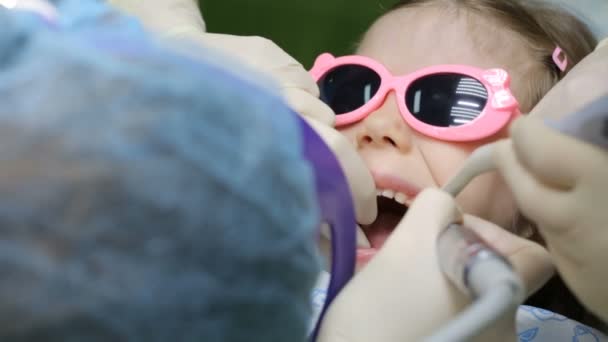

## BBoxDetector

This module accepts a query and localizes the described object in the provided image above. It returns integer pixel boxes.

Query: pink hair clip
[552,46,568,72]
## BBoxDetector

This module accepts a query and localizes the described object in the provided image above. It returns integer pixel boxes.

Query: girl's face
[337,6,534,261]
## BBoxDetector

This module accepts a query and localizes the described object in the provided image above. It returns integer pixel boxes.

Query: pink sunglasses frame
[310,53,521,142]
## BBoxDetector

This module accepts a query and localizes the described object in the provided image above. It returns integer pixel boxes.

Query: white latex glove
[107,2,377,225]
[106,1,374,220]
[491,38,608,323]
[107,0,205,35]
[108,0,335,125]
[317,188,553,342]
[184,33,376,225]
[161,24,376,224]
[108,0,335,126]
[493,116,608,323]
[172,32,337,126]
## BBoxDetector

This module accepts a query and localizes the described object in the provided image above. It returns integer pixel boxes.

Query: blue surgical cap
[0,3,320,342]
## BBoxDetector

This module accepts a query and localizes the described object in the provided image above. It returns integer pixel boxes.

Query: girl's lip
[371,171,422,199]
[356,247,379,267]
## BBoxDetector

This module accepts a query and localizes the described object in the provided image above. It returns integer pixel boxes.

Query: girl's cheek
[416,140,474,186]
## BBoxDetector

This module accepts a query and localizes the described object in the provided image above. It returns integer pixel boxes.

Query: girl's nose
[356,93,413,153]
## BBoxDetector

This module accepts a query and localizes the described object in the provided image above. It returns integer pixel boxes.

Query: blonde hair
[386,0,597,111]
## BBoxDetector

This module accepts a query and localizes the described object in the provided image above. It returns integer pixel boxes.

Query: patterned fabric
[311,272,608,341]
[517,306,607,342]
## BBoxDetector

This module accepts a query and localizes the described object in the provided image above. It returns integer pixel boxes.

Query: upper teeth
[377,188,408,205]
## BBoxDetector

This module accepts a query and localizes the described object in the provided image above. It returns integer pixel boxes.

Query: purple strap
[297,117,357,341]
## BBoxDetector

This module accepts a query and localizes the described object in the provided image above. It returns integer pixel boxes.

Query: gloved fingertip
[353,169,378,225]
[284,89,335,126]
[404,187,463,227]
[355,196,378,225]
[508,115,527,137]
[414,187,457,206]
[508,117,545,159]
[356,225,371,248]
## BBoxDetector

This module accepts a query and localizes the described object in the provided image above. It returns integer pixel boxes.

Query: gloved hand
[107,0,205,34]
[317,188,553,342]
[173,32,337,126]
[492,38,608,323]
[191,34,378,229]
[107,1,377,227]
[493,116,608,323]
[107,0,335,126]
[182,33,378,226]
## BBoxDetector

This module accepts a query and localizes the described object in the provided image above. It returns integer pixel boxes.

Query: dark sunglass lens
[318,65,381,115]
[405,74,488,127]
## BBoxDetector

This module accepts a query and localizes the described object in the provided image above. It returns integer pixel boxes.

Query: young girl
[309,0,603,333]
[106,0,606,338]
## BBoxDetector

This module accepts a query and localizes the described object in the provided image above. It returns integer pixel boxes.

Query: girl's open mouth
[357,188,412,267]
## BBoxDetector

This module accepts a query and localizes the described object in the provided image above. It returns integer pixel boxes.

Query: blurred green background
[199,0,396,68]
[198,0,607,68]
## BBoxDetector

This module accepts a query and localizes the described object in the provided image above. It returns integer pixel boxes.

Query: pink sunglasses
[310,53,521,142]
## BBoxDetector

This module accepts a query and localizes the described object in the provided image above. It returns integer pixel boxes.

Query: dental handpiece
[431,96,608,341]
[424,224,525,342]
[436,224,523,300]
